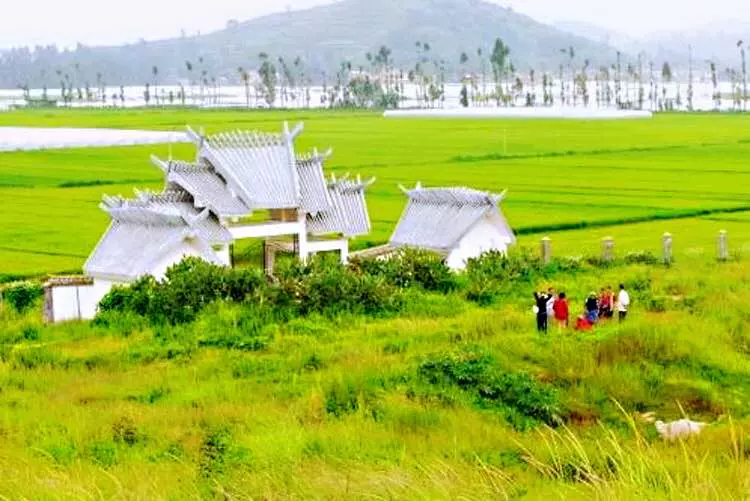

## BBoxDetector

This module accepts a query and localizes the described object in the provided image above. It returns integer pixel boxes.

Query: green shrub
[2,282,43,313]
[477,372,560,429]
[199,427,232,477]
[624,251,660,265]
[352,248,458,293]
[418,349,560,429]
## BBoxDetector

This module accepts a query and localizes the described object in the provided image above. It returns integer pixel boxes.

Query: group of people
[533,284,631,333]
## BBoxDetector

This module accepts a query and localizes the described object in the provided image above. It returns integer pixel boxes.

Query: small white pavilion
[389,184,516,270]
[46,122,375,322]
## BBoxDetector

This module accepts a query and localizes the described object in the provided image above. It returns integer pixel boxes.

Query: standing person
[533,290,551,333]
[599,287,614,320]
[546,287,557,320]
[617,284,631,321]
[553,292,570,330]
[585,292,599,325]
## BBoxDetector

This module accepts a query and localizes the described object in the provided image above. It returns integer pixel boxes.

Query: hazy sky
[1,0,749,49]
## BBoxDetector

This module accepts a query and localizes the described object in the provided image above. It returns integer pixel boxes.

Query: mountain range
[0,0,620,88]
[0,0,746,88]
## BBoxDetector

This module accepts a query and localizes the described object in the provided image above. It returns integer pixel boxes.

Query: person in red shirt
[553,292,570,331]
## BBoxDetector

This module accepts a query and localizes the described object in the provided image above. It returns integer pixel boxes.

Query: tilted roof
[296,149,333,215]
[151,156,250,218]
[84,189,232,281]
[307,175,375,237]
[390,184,515,252]
[187,123,303,210]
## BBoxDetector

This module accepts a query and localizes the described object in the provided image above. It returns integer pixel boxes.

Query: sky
[1,0,749,49]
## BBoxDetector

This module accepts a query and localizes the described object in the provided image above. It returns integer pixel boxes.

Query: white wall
[149,241,216,280]
[48,279,115,323]
[446,215,514,270]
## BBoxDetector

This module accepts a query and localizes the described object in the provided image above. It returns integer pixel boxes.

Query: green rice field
[3,109,750,277]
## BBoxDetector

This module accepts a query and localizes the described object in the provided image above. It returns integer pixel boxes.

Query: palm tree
[687,45,694,112]
[185,60,194,104]
[739,41,747,111]
[152,65,159,105]
[661,62,672,111]
[238,67,250,107]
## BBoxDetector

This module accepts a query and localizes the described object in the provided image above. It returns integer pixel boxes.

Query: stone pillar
[43,282,54,324]
[340,240,349,264]
[601,237,615,263]
[541,237,552,264]
[718,230,729,261]
[263,241,276,276]
[662,232,673,264]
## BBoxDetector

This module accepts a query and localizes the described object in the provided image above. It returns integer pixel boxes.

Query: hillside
[1,241,749,497]
[557,19,749,73]
[0,0,620,87]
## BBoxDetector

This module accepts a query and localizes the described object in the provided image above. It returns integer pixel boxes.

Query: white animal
[654,419,707,440]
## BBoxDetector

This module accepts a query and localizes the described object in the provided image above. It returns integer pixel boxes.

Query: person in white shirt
[617,284,631,321]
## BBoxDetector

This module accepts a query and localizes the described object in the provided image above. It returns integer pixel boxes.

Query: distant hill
[0,0,621,88]
[557,19,749,75]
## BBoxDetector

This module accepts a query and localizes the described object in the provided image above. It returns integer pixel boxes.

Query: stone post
[601,236,615,263]
[718,230,729,261]
[541,237,552,264]
[662,232,673,264]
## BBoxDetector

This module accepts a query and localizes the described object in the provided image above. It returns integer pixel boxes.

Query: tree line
[4,38,749,111]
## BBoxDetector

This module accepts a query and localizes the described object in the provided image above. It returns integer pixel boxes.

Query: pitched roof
[296,149,333,215]
[307,175,375,237]
[187,123,303,210]
[390,184,514,252]
[84,189,231,281]
[151,156,250,218]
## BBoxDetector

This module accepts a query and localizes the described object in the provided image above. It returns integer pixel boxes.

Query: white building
[389,184,515,270]
[45,122,374,322]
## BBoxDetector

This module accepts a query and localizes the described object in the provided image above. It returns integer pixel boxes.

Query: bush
[464,249,546,304]
[418,349,560,429]
[2,282,44,313]
[352,248,458,293]
[98,258,268,325]
[624,251,660,265]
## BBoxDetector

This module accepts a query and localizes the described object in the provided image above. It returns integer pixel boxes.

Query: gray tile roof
[187,123,303,210]
[307,175,375,237]
[296,149,333,215]
[152,156,250,218]
[390,184,515,252]
[85,189,231,281]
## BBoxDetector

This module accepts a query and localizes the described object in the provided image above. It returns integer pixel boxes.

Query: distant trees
[490,38,510,106]
[257,52,277,107]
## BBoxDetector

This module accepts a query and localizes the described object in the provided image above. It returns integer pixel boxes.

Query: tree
[152,65,159,105]
[661,62,672,111]
[709,61,720,111]
[615,52,622,108]
[238,67,251,108]
[257,52,277,107]
[687,45,694,112]
[185,60,194,104]
[490,38,509,106]
[739,41,747,111]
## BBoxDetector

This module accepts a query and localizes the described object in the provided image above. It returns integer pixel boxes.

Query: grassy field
[3,109,750,276]
[1,253,750,498]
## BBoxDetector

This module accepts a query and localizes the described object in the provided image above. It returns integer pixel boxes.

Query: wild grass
[1,254,750,498]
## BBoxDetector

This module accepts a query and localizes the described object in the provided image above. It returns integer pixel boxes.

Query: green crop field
[3,109,750,277]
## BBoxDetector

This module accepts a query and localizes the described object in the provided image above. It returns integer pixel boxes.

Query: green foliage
[418,349,560,429]
[198,426,232,477]
[352,248,457,293]
[2,282,43,313]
